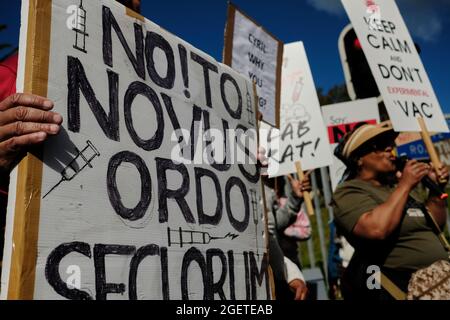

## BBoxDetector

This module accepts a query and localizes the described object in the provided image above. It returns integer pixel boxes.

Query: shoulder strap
[422,204,450,252]
[374,271,407,300]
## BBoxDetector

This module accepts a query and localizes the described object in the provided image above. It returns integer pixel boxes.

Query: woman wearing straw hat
[331,121,449,300]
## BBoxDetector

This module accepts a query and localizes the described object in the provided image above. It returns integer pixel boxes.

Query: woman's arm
[353,160,430,240]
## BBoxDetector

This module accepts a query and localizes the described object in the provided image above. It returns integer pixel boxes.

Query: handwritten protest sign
[224,3,282,128]
[1,0,270,300]
[322,98,380,190]
[341,0,448,133]
[263,42,332,177]
[258,121,279,177]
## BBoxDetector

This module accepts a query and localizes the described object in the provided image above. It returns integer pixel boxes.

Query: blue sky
[1,0,449,113]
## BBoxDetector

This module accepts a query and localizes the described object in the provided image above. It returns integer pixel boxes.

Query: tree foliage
[317,84,350,106]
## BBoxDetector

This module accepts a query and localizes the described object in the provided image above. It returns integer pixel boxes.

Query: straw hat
[341,120,398,159]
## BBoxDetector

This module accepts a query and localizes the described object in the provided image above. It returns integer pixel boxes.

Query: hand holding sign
[295,161,314,216]
[287,171,312,199]
[0,93,62,173]
[417,117,448,184]
[428,163,450,188]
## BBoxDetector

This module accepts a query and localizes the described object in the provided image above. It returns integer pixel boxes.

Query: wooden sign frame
[5,0,52,300]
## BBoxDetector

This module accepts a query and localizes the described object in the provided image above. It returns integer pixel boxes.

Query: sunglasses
[355,139,396,158]
[370,139,396,152]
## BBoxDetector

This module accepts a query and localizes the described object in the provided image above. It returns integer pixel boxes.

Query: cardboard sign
[1,0,270,300]
[322,98,380,190]
[341,0,448,133]
[223,3,283,128]
[265,42,332,177]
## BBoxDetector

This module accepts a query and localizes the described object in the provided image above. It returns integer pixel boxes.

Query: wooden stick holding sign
[253,82,276,300]
[254,82,269,233]
[294,161,315,216]
[417,117,446,184]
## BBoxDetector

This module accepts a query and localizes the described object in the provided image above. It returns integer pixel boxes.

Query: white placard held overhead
[267,42,332,177]
[341,0,448,133]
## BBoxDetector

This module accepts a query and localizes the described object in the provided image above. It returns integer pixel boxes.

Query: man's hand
[287,172,312,199]
[0,93,62,173]
[289,279,308,300]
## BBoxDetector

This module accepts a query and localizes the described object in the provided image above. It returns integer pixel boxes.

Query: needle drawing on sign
[250,188,260,256]
[43,140,100,199]
[167,227,239,248]
[246,83,255,126]
[283,77,310,123]
[73,0,89,53]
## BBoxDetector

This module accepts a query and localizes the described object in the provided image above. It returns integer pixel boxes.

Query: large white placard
[2,0,269,300]
[322,98,380,190]
[267,42,332,177]
[341,0,448,133]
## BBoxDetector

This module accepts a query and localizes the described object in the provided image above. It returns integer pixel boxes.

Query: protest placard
[224,3,282,128]
[1,0,269,300]
[322,98,380,190]
[341,0,448,133]
[265,42,332,177]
